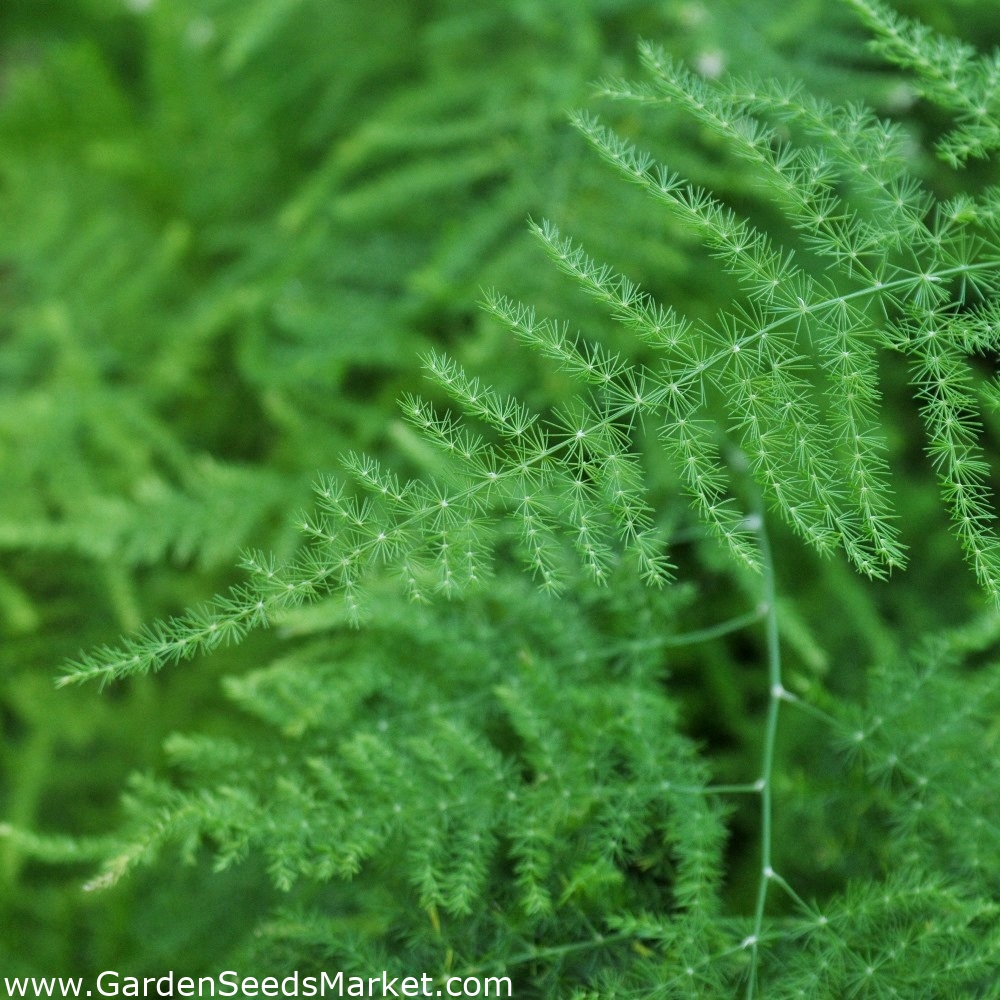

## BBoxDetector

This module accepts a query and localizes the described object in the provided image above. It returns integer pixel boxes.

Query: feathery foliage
[5,0,1000,996]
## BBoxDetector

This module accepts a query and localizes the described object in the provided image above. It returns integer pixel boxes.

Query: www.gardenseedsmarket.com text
[4,971,513,998]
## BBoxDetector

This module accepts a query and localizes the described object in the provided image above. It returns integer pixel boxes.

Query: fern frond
[573,47,1000,589]
[55,0,1000,705]
[845,0,1000,166]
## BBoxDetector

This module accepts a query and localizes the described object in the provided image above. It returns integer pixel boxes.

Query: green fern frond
[58,0,1000,692]
[846,0,1000,166]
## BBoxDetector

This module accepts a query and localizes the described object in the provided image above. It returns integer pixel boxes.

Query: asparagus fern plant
[6,0,1000,996]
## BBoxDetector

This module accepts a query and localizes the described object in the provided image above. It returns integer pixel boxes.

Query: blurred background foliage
[2,0,999,980]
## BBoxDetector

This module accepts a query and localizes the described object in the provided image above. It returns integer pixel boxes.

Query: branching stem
[744,505,783,1000]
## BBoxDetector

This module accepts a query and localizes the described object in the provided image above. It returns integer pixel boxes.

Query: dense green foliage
[4,0,1000,997]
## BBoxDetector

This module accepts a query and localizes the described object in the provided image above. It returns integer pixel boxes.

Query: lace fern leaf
[573,46,1000,595]
[59,5,1000,692]
[846,0,1000,166]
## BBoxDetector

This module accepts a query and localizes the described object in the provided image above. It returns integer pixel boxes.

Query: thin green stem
[744,509,783,1000]
[560,605,767,667]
